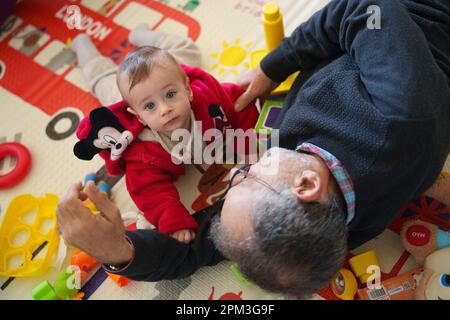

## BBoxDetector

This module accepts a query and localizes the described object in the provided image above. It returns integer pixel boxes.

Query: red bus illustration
[0,0,201,139]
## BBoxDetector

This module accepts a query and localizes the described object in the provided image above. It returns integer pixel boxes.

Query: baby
[118,46,195,139]
[73,29,259,243]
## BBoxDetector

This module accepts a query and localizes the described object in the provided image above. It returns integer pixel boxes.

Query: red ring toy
[0,142,32,189]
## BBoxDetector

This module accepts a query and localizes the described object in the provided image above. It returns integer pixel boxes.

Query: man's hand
[235,66,279,112]
[56,181,134,266]
[170,229,196,244]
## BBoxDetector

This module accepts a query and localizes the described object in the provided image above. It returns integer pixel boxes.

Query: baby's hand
[170,229,196,244]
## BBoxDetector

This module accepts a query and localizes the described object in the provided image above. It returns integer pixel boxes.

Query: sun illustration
[210,39,252,78]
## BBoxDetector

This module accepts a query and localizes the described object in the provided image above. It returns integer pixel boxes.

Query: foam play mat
[0,0,449,300]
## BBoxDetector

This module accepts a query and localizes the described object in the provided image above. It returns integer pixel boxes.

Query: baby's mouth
[165,116,179,126]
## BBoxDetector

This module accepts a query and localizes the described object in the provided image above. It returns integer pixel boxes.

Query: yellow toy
[348,250,381,284]
[0,193,60,277]
[263,2,284,51]
[330,268,358,300]
[250,2,299,95]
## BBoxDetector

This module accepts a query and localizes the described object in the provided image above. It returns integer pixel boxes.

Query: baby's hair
[118,46,186,92]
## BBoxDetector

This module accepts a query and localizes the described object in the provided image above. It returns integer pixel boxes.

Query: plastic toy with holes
[0,193,60,277]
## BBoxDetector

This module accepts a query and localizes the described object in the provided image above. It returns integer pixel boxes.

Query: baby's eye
[166,90,176,99]
[145,102,155,110]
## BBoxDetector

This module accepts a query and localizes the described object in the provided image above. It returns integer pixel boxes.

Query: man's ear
[291,170,323,202]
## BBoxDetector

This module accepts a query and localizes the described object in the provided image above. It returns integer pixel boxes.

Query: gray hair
[211,187,348,299]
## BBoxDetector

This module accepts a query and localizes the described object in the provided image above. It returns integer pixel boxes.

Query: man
[57,0,450,299]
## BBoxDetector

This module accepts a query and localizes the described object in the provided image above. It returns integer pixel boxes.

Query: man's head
[117,46,193,136]
[211,147,348,299]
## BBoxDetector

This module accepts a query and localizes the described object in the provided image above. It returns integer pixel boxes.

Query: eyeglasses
[226,164,280,195]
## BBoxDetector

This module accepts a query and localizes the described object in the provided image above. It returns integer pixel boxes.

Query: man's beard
[209,213,227,254]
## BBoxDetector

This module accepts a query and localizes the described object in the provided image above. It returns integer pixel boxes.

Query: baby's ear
[127,107,137,115]
[127,107,147,125]
[185,78,193,101]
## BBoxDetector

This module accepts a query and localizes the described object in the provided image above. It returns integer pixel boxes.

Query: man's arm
[57,181,224,281]
[261,0,446,117]
[56,181,134,266]
[105,202,225,281]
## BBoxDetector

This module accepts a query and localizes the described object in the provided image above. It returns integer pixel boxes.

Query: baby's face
[119,60,192,136]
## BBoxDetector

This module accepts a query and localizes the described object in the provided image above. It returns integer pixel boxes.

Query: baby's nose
[160,103,172,115]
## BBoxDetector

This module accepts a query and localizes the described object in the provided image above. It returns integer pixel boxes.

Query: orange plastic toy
[106,272,129,287]
[70,250,99,272]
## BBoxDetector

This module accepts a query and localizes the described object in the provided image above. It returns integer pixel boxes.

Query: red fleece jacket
[77,65,259,234]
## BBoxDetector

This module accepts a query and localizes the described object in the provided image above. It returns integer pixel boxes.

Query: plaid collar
[296,143,355,224]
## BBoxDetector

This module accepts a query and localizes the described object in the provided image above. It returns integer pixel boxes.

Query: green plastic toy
[254,100,283,135]
[54,269,79,300]
[32,267,80,300]
[31,280,58,300]
[231,263,253,286]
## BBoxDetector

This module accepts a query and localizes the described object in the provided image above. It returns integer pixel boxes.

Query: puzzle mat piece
[0,86,98,299]
[89,260,284,300]
[0,0,330,299]
[1,0,448,300]
[197,0,330,83]
[0,88,103,210]
[82,0,450,298]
